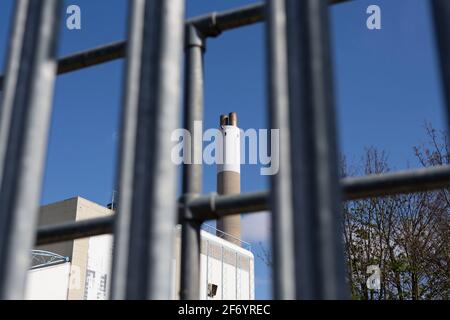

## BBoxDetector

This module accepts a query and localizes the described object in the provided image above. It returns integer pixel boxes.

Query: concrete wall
[84,235,113,300]
[25,263,71,300]
[37,198,78,260]
[30,198,254,300]
[173,227,254,300]
[199,231,254,300]
[35,197,113,300]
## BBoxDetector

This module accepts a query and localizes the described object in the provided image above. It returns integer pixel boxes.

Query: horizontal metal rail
[57,41,125,75]
[34,164,450,245]
[0,41,126,90]
[36,216,113,246]
[0,0,352,91]
[188,191,268,221]
[341,164,450,200]
[189,0,350,37]
[185,2,265,37]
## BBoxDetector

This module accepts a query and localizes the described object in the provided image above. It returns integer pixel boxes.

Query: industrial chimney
[216,112,241,246]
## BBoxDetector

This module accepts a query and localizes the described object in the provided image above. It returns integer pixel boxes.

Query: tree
[259,123,449,300]
[342,123,449,299]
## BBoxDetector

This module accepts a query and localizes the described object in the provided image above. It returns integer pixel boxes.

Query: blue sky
[0,0,446,299]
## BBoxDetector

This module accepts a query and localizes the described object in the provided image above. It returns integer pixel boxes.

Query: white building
[26,197,254,300]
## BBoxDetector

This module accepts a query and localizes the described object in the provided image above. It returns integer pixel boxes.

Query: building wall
[30,198,254,300]
[84,235,113,300]
[25,263,71,300]
[37,198,78,259]
[35,197,113,300]
[174,228,254,300]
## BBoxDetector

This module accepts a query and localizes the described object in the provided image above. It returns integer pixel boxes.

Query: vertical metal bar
[432,0,450,132]
[111,0,185,300]
[265,0,296,300]
[285,0,347,299]
[180,25,205,300]
[180,200,202,300]
[0,1,28,184]
[0,0,61,299]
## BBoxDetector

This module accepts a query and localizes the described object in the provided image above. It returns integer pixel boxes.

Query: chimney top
[228,112,237,126]
[220,114,228,126]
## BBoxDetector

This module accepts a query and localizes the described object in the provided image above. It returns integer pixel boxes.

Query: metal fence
[0,0,449,300]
